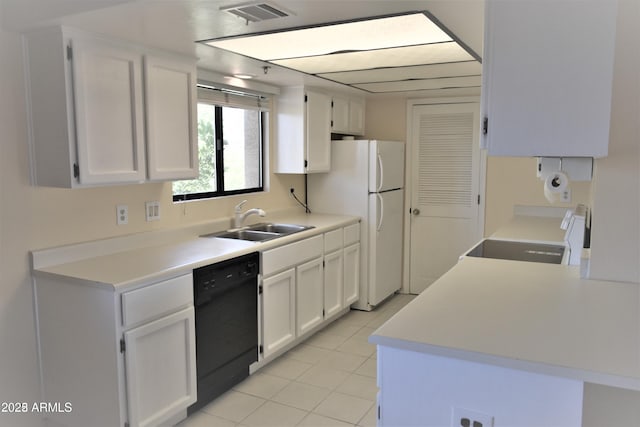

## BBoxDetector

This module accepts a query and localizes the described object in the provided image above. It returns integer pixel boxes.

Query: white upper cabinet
[275,86,332,174]
[70,35,147,185]
[481,0,618,158]
[144,54,198,181]
[331,95,365,136]
[25,27,198,187]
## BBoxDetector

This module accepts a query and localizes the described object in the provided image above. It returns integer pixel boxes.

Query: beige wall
[364,97,593,238]
[0,25,42,427]
[0,22,303,425]
[364,97,407,141]
[484,157,592,236]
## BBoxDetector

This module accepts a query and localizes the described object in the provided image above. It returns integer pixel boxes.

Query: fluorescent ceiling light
[233,73,255,79]
[272,43,474,74]
[318,62,482,85]
[200,12,481,94]
[353,76,482,93]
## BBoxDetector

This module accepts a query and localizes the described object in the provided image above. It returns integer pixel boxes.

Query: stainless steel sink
[201,222,314,242]
[246,223,312,234]
[213,229,280,242]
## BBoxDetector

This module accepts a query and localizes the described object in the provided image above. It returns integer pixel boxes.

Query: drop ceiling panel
[205,13,452,61]
[318,61,481,84]
[352,75,481,93]
[199,11,481,94]
[271,42,475,74]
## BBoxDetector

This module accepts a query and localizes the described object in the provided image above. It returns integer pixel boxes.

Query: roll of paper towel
[544,171,569,203]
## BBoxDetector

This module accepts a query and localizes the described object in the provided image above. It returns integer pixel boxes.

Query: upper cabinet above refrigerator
[481,0,618,158]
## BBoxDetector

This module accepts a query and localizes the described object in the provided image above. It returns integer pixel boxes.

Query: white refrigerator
[308,140,405,311]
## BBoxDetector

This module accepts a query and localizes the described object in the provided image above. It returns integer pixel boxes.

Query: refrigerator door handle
[376,193,384,231]
[376,154,384,192]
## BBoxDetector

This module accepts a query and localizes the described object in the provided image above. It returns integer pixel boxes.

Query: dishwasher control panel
[193,252,259,306]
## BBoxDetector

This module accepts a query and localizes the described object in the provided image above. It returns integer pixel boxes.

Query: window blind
[197,84,270,111]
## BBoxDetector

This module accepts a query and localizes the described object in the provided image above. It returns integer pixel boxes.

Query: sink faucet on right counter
[233,200,266,228]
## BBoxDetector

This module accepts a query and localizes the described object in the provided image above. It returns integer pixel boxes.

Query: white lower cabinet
[260,222,361,362]
[377,346,583,427]
[124,307,196,427]
[296,257,324,336]
[262,268,297,358]
[324,249,344,318]
[33,273,196,427]
[343,243,360,306]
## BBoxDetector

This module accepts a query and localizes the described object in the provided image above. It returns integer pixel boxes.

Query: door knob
[412,208,420,216]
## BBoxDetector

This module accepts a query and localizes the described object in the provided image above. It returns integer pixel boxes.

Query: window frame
[172,87,267,202]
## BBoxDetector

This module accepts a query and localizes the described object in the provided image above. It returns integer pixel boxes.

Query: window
[172,86,268,201]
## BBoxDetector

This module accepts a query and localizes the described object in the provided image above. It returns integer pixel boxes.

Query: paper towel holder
[537,157,593,181]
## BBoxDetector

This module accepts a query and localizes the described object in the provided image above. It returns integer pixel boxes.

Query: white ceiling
[0,0,484,98]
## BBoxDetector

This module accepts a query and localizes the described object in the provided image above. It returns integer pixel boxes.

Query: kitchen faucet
[233,200,266,228]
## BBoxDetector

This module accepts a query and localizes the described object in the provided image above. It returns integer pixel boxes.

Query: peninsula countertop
[371,214,640,392]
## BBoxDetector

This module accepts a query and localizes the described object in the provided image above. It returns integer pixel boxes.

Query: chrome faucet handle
[235,200,248,213]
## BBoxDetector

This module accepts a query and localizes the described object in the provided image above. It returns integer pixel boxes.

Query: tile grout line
[184,294,415,427]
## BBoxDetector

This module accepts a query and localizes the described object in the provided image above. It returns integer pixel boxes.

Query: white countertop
[371,257,640,390]
[371,214,640,391]
[33,212,359,291]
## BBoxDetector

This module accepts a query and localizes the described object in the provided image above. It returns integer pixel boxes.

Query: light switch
[145,201,160,222]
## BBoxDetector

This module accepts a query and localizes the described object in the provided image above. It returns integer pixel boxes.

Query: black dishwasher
[189,252,259,413]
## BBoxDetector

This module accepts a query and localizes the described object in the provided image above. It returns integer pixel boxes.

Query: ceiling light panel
[352,76,482,93]
[271,43,474,74]
[205,13,452,61]
[199,11,481,94]
[318,61,482,85]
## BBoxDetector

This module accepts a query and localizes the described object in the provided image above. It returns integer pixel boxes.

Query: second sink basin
[246,223,312,234]
[214,229,280,242]
[202,222,315,242]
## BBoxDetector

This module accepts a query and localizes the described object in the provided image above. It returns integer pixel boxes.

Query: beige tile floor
[178,293,415,427]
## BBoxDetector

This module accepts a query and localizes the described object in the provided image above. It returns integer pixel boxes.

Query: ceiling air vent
[221,1,292,23]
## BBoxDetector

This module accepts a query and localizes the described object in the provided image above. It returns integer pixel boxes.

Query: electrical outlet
[452,407,493,427]
[116,205,128,225]
[145,201,160,221]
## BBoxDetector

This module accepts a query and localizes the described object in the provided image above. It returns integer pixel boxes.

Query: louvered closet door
[409,103,483,294]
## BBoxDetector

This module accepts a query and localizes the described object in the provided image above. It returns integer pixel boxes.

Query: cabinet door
[305,89,332,172]
[124,306,196,427]
[144,54,198,181]
[349,98,365,136]
[482,0,617,157]
[331,96,350,134]
[344,243,360,306]
[262,269,296,358]
[296,257,324,336]
[71,35,146,184]
[324,250,344,318]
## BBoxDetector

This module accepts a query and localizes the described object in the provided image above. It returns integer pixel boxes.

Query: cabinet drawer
[324,228,343,253]
[344,222,360,246]
[122,273,193,329]
[262,235,323,277]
